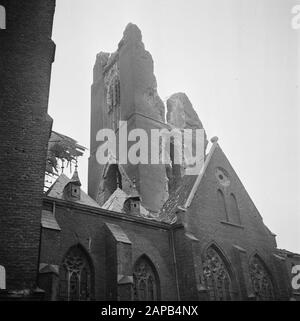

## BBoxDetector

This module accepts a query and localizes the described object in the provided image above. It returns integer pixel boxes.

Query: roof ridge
[183,138,219,209]
[45,173,69,196]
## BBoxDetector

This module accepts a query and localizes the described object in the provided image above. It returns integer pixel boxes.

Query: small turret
[123,178,141,216]
[63,165,81,201]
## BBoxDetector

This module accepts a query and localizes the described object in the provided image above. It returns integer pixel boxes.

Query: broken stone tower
[88,23,207,215]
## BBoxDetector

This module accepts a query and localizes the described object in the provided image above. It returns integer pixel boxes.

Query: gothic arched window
[58,245,92,301]
[217,189,228,221]
[202,246,233,301]
[249,255,275,301]
[229,193,241,225]
[133,256,160,301]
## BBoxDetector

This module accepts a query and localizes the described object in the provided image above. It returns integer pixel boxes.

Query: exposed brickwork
[0,1,55,290]
[0,7,296,301]
[181,144,291,300]
[172,226,199,300]
[39,142,296,301]
[40,198,178,300]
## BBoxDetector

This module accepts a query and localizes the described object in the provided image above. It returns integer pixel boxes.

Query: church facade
[0,2,299,301]
[38,24,297,301]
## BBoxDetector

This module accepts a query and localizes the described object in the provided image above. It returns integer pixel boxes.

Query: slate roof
[39,263,59,275]
[46,174,100,208]
[41,210,61,230]
[102,188,128,212]
[45,142,219,224]
[105,223,132,244]
[102,187,157,220]
[277,249,300,258]
[159,140,219,223]
[160,175,197,223]
[70,169,81,186]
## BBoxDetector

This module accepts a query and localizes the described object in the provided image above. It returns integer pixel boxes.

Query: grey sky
[48,0,300,253]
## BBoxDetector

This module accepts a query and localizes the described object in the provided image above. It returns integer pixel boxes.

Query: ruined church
[0,2,299,301]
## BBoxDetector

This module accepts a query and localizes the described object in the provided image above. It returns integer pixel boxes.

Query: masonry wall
[40,198,177,301]
[180,144,291,300]
[0,1,55,290]
[172,225,199,300]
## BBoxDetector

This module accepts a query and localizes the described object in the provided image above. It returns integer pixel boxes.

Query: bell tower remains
[89,23,169,214]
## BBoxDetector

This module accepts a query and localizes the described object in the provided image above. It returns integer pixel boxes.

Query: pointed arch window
[217,189,228,221]
[58,245,92,301]
[249,255,275,301]
[229,193,241,225]
[133,256,160,301]
[202,246,233,301]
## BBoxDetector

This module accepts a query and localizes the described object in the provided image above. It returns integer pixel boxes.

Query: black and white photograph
[0,0,299,310]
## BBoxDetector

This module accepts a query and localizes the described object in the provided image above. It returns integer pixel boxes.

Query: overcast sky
[48,0,300,253]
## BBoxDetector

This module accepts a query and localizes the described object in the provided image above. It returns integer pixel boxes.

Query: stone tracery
[58,245,92,301]
[249,255,274,301]
[202,246,232,301]
[133,256,159,301]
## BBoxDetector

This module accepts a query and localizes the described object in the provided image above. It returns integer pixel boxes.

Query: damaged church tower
[89,23,207,215]
[89,23,169,213]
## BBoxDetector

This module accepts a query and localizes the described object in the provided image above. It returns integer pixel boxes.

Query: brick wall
[180,144,291,300]
[40,198,178,300]
[0,1,55,290]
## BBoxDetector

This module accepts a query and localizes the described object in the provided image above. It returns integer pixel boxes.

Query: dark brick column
[0,1,56,291]
[105,223,133,300]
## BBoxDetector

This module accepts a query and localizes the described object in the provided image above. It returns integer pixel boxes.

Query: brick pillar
[105,223,133,300]
[272,254,292,300]
[232,245,255,300]
[0,1,56,291]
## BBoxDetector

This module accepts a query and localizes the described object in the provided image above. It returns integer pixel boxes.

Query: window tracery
[202,246,232,301]
[133,256,159,301]
[249,255,274,301]
[58,245,92,301]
